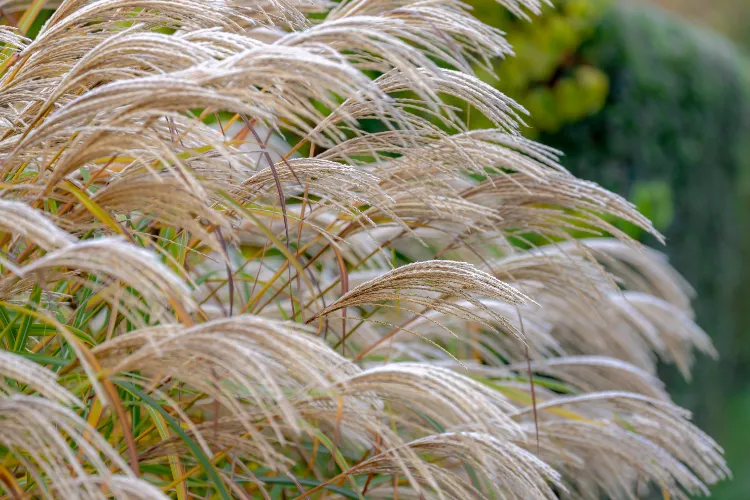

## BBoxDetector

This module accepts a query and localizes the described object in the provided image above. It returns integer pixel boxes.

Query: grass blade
[116,381,232,500]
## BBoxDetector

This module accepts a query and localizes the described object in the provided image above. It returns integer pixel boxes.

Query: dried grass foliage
[0,0,728,498]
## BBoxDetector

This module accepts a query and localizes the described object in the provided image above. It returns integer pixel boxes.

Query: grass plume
[0,0,729,498]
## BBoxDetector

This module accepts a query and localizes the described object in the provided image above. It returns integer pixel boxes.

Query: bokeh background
[469,0,750,497]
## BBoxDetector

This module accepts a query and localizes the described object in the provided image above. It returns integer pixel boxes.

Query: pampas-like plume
[0,0,728,498]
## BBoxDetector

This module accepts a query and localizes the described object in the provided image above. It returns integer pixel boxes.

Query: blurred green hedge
[484,2,750,497]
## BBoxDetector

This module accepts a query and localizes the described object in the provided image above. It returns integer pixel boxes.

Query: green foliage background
[471,0,610,135]
[476,1,750,497]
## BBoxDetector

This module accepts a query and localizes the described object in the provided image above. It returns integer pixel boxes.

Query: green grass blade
[13,285,41,351]
[115,381,232,500]
[251,476,365,499]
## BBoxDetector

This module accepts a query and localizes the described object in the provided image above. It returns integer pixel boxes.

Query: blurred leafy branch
[471,0,610,135]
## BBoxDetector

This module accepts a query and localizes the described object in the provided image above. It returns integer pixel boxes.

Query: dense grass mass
[0,0,729,498]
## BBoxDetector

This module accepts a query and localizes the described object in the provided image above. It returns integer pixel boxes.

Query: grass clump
[0,0,728,498]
